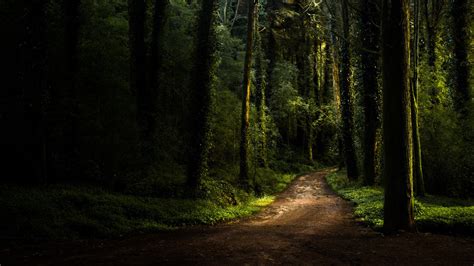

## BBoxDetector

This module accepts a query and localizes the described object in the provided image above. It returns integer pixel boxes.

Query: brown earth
[1,170,473,265]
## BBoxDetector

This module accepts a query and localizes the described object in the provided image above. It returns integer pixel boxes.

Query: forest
[0,0,473,264]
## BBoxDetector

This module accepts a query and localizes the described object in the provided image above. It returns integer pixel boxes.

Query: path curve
[2,170,473,265]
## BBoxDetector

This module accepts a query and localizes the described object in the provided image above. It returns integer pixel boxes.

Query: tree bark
[187,0,219,191]
[63,0,81,179]
[22,0,49,183]
[150,0,168,109]
[340,0,359,180]
[412,0,425,196]
[255,6,268,168]
[128,0,152,163]
[239,0,257,190]
[360,0,381,186]
[382,0,415,232]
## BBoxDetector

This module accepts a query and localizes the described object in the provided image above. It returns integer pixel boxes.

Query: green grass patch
[326,171,474,235]
[0,172,295,240]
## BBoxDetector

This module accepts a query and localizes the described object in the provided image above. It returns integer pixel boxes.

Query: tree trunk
[239,0,257,190]
[187,0,219,191]
[412,0,425,196]
[451,0,470,116]
[340,0,359,180]
[327,2,344,168]
[128,0,152,163]
[150,0,168,110]
[22,0,49,183]
[322,32,332,105]
[265,1,277,105]
[382,0,415,232]
[307,35,318,163]
[63,0,81,179]
[360,0,381,186]
[64,0,81,84]
[255,7,268,168]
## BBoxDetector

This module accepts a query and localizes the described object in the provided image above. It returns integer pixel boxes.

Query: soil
[1,169,473,265]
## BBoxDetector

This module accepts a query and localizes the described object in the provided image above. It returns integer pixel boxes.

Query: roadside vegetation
[0,170,299,239]
[326,171,474,235]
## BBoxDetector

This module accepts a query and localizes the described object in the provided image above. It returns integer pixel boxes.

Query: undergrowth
[326,171,474,235]
[0,169,298,240]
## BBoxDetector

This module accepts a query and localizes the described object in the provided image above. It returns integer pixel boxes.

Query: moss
[326,171,474,235]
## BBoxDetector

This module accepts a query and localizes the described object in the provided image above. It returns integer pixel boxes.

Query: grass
[326,171,474,235]
[0,171,296,240]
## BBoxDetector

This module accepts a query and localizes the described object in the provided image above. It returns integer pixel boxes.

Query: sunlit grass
[326,171,474,235]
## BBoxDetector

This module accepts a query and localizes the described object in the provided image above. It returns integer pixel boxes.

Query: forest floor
[1,169,473,265]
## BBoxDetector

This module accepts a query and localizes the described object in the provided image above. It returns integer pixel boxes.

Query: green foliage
[326,171,474,235]
[255,168,297,194]
[215,24,245,92]
[269,61,300,135]
[0,183,277,239]
[417,45,474,198]
[209,90,240,168]
[413,8,474,198]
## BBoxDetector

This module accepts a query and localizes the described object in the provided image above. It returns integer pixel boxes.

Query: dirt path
[2,170,473,265]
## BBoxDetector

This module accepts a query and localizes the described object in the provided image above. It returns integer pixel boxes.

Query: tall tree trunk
[322,33,332,105]
[360,0,381,186]
[412,0,425,196]
[308,35,318,163]
[265,0,277,105]
[187,0,219,191]
[64,0,80,90]
[255,6,268,168]
[340,0,359,180]
[451,0,470,116]
[146,0,168,164]
[327,2,344,168]
[315,33,333,161]
[23,0,49,183]
[63,0,81,179]
[239,0,257,190]
[382,0,415,232]
[128,0,151,163]
[150,0,168,110]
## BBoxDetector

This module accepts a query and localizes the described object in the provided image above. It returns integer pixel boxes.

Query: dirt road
[2,170,473,265]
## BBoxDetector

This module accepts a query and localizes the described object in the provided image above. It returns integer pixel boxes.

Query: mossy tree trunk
[239,0,257,190]
[360,0,381,186]
[187,0,219,191]
[412,0,425,196]
[381,0,415,232]
[254,6,268,168]
[307,32,317,163]
[327,1,344,169]
[340,0,359,180]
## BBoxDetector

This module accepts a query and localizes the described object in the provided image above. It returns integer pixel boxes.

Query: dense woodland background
[0,0,472,236]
